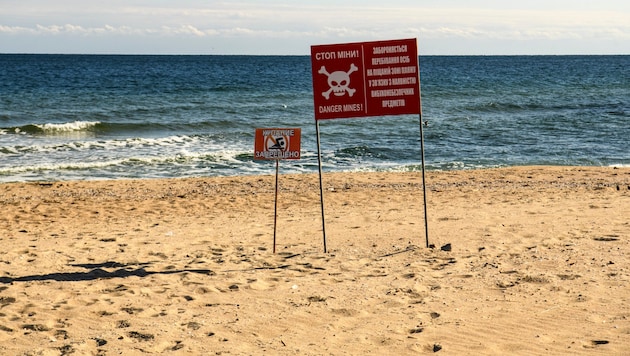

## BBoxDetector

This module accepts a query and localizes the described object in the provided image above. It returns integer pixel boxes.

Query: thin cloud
[1,1,628,54]
[5,21,626,42]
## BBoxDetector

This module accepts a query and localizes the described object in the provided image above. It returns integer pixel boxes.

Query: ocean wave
[0,158,128,175]
[0,149,251,177]
[2,121,102,135]
[0,135,202,154]
[1,119,267,137]
[462,99,627,115]
[35,121,101,132]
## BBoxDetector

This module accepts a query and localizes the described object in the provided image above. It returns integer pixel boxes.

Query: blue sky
[1,1,629,54]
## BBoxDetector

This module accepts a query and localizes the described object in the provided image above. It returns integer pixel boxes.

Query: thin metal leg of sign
[315,120,328,253]
[418,113,430,248]
[273,159,279,254]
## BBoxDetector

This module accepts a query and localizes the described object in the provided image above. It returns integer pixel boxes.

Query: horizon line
[2,52,629,56]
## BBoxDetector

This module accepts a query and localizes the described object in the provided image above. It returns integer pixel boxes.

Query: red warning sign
[311,38,421,120]
[254,128,301,160]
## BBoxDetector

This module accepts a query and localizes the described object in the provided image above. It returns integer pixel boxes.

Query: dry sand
[0,166,628,355]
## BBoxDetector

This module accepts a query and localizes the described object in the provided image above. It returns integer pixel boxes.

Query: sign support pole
[273,159,279,253]
[418,114,430,248]
[315,120,328,253]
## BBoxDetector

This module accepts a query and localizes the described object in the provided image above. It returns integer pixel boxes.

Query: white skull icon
[318,64,358,100]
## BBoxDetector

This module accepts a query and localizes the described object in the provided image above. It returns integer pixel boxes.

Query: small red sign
[311,38,421,120]
[254,128,301,160]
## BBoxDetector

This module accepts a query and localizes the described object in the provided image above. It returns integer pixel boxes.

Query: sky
[1,0,629,55]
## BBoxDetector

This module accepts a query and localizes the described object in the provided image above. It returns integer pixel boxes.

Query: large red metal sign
[311,38,421,120]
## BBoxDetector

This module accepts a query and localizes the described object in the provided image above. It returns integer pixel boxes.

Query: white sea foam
[1,135,203,154]
[34,121,101,132]
[0,147,252,176]
[0,158,126,175]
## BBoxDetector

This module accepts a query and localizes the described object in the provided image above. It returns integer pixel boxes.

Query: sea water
[0,54,628,182]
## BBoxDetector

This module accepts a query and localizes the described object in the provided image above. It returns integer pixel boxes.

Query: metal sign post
[418,113,429,248]
[315,120,328,253]
[273,159,279,253]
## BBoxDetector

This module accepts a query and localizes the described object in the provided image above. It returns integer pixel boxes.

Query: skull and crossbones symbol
[318,64,358,100]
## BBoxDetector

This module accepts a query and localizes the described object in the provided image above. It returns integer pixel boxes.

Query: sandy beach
[0,166,628,355]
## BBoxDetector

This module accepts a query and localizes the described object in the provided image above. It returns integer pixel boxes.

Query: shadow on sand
[0,261,214,284]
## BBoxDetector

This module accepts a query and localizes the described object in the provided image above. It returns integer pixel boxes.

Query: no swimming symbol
[265,134,288,151]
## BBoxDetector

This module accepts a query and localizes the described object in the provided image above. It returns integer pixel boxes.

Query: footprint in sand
[247,279,275,291]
